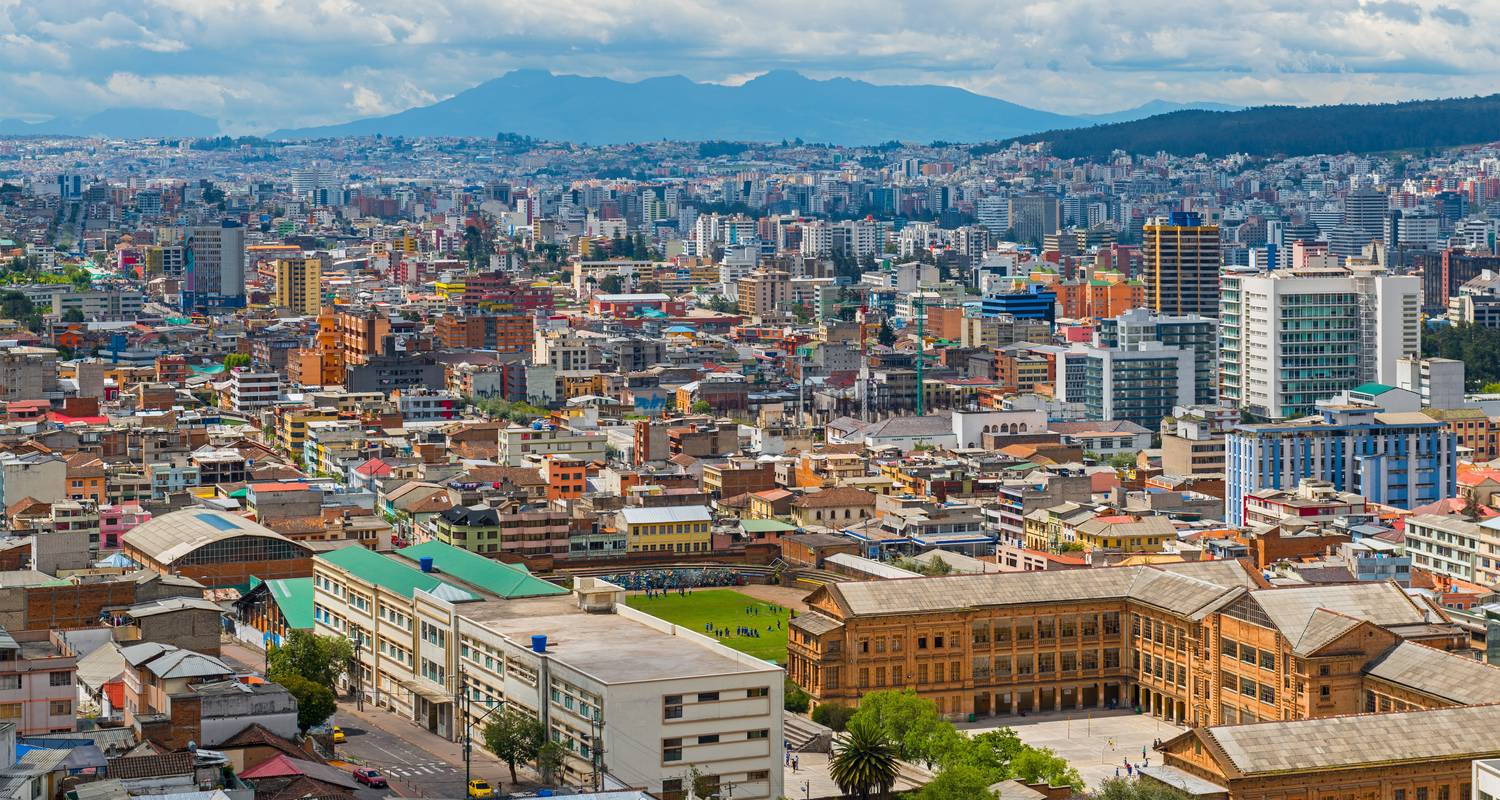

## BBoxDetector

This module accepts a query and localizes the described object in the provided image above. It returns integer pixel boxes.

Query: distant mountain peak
[270,70,1088,144]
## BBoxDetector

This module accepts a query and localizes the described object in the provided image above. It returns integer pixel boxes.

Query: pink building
[100,504,152,551]
[0,630,78,735]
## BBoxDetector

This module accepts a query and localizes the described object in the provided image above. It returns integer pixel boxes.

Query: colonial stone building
[1150,703,1500,798]
[787,561,1487,727]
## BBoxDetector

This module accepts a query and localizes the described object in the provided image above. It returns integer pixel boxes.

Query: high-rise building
[1080,344,1195,430]
[185,220,245,310]
[736,269,791,321]
[1007,195,1060,246]
[1143,211,1221,317]
[1219,262,1420,419]
[1096,308,1218,405]
[1225,405,1456,526]
[1343,186,1389,243]
[271,258,322,316]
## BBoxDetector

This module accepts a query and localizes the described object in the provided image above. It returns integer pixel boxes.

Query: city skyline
[2,0,1498,133]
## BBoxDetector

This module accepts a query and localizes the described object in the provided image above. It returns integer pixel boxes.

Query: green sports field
[625,588,791,663]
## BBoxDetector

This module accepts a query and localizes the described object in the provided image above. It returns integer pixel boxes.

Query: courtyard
[960,708,1185,788]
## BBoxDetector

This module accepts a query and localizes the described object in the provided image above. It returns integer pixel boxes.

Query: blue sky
[1,0,1493,133]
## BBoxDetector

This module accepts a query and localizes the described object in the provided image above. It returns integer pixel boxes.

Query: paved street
[220,637,521,799]
[333,710,469,800]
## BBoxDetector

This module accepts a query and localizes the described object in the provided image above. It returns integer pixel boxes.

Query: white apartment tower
[1220,262,1421,420]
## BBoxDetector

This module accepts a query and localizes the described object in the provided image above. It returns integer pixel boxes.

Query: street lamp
[461,670,509,796]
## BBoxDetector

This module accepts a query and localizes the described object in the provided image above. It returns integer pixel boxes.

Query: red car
[352,768,387,788]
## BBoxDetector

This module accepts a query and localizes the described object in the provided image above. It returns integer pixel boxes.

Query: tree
[847,690,955,766]
[277,673,337,731]
[784,678,811,713]
[915,763,998,800]
[829,717,900,800]
[691,399,713,415]
[1089,778,1193,800]
[482,708,546,784]
[811,702,856,732]
[535,741,567,784]
[0,291,32,323]
[61,308,85,323]
[877,321,896,347]
[599,274,625,294]
[1464,491,1485,521]
[267,630,355,687]
[1011,747,1083,790]
[222,352,251,369]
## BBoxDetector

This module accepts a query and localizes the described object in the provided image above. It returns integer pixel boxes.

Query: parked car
[467,779,494,799]
[353,768,387,788]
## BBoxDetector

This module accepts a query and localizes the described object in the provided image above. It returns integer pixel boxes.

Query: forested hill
[1008,94,1500,159]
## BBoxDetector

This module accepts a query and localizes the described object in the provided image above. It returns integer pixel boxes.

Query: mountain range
[0,108,219,139]
[267,70,1234,145]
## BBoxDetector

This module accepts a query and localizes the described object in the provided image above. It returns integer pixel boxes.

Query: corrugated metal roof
[1207,704,1500,774]
[619,506,712,525]
[396,541,567,600]
[1364,641,1500,705]
[121,509,306,564]
[317,547,477,602]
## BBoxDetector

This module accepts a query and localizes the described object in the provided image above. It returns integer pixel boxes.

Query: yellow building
[619,506,713,554]
[1073,514,1173,552]
[434,277,466,299]
[276,406,340,463]
[273,258,322,315]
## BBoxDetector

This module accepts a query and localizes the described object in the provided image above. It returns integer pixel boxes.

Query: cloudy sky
[2,0,1495,132]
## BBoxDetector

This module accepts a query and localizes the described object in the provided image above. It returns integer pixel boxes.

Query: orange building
[545,456,588,502]
[1156,704,1500,799]
[788,561,1479,729]
[64,453,107,505]
[435,313,533,353]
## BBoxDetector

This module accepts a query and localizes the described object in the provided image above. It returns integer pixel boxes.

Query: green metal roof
[317,546,478,601]
[266,577,314,630]
[397,541,568,599]
[1352,382,1395,396]
[740,519,798,533]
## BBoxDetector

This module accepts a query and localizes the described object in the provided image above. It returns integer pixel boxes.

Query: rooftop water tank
[531,634,547,653]
[419,556,434,573]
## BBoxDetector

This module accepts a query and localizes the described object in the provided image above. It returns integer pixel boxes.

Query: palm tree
[829,717,899,800]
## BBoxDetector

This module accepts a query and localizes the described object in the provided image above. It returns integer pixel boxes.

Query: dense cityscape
[1,90,1500,800]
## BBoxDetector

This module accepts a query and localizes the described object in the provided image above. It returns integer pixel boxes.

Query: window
[934,636,944,649]
[917,637,927,650]
[749,729,769,740]
[1220,638,1237,660]
[747,770,769,781]
[662,739,682,763]
[49,700,70,716]
[49,672,70,687]
[0,676,19,691]
[747,686,769,698]
[698,734,719,744]
[697,691,719,702]
[0,704,18,719]
[1319,685,1331,699]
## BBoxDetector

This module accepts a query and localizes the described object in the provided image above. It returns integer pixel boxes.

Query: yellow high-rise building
[272,258,322,315]
[1143,211,1222,318]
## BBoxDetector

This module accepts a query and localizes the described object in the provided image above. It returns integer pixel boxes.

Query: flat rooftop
[460,595,779,684]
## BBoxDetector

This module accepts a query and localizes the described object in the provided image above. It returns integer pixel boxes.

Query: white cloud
[2,0,1499,131]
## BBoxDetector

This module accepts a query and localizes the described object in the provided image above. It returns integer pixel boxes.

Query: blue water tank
[531,634,547,653]
[419,556,434,573]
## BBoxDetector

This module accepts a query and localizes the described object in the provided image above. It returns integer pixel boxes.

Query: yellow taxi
[466,779,494,799]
